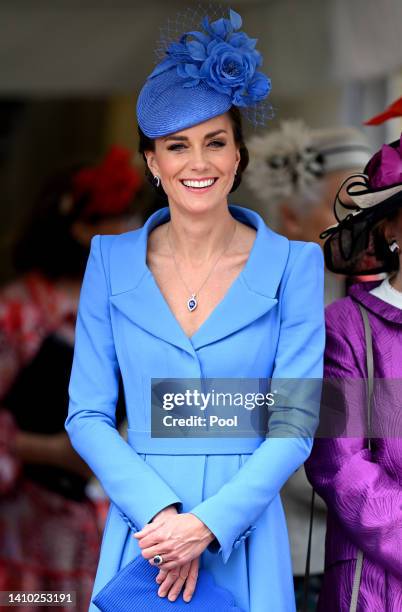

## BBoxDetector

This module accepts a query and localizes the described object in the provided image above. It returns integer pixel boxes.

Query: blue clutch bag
[93,554,243,611]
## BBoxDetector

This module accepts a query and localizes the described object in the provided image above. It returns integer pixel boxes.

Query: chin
[184,198,226,215]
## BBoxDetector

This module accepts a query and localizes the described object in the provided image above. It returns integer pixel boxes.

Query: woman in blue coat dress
[65,8,325,611]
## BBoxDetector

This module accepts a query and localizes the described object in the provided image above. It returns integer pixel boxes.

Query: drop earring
[153,175,161,188]
[389,240,400,253]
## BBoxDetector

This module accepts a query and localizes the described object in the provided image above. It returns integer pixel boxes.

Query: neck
[166,203,237,265]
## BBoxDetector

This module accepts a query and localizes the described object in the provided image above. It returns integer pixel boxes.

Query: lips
[180,178,218,192]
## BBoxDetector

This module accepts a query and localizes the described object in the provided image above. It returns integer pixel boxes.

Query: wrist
[189,513,216,544]
[151,504,179,523]
[203,528,216,545]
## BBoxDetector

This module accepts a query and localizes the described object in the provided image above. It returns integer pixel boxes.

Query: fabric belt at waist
[127,429,264,455]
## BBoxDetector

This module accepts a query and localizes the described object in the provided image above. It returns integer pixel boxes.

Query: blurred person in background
[246,120,372,304]
[0,146,152,610]
[305,132,402,611]
[245,121,371,610]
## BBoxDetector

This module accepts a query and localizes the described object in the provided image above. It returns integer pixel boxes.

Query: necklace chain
[167,219,237,311]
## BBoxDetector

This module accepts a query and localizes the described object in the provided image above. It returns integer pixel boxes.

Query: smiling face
[144,113,241,214]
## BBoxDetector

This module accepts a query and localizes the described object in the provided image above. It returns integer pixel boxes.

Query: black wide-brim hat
[321,136,402,275]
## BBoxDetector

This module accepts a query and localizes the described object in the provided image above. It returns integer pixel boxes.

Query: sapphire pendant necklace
[187,294,198,312]
[167,221,237,312]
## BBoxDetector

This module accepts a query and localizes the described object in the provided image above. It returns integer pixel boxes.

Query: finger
[133,521,162,539]
[155,568,168,584]
[183,558,199,602]
[167,573,187,602]
[158,570,181,595]
[183,562,198,602]
[142,544,174,561]
[152,559,181,571]
[157,569,181,598]
[179,562,191,580]
[146,552,170,567]
[133,527,160,542]
[137,532,166,550]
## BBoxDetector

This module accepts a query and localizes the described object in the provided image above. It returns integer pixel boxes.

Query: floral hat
[321,134,402,275]
[69,146,143,220]
[245,120,371,227]
[136,8,272,138]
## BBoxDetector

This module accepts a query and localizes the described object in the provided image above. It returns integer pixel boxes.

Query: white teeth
[182,179,215,188]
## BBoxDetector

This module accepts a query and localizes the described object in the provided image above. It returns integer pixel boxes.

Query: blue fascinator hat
[137,8,272,138]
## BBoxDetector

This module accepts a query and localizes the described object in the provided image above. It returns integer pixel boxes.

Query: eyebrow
[163,129,228,142]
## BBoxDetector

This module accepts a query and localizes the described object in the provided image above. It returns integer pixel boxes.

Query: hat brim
[322,189,402,275]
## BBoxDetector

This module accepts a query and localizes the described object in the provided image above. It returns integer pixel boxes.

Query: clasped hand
[133,505,215,602]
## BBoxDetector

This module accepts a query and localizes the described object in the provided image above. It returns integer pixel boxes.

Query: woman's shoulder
[93,227,143,261]
[98,226,143,247]
[267,238,324,308]
[287,239,322,259]
[90,230,145,295]
[282,239,323,282]
[325,295,363,338]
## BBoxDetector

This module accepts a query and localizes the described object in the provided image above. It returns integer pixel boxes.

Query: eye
[167,143,186,151]
[208,140,226,148]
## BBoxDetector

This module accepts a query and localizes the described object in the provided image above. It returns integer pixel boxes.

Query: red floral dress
[0,272,101,611]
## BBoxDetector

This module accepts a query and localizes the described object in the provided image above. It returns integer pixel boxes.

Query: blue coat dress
[65,204,325,612]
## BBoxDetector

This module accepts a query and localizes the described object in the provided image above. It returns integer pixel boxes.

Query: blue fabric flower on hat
[148,9,271,108]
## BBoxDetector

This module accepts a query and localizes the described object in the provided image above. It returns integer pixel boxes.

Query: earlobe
[144,151,158,177]
[234,151,241,176]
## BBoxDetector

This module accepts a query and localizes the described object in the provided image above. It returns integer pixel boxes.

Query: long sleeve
[305,318,402,580]
[65,235,182,530]
[190,242,325,563]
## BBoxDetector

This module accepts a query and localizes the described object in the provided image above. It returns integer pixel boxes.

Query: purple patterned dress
[305,280,402,611]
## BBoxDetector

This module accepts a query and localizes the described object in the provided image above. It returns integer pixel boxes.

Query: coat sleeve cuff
[189,506,256,564]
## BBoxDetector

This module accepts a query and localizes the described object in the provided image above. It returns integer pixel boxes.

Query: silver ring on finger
[153,554,164,566]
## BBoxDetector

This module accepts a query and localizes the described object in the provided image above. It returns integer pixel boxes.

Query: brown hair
[372,210,401,273]
[137,106,249,197]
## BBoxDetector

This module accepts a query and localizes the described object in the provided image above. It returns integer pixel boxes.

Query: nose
[189,145,209,172]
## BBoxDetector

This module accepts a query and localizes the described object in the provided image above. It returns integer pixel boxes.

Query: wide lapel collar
[191,205,289,350]
[108,204,290,354]
[349,281,402,325]
[109,207,197,356]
